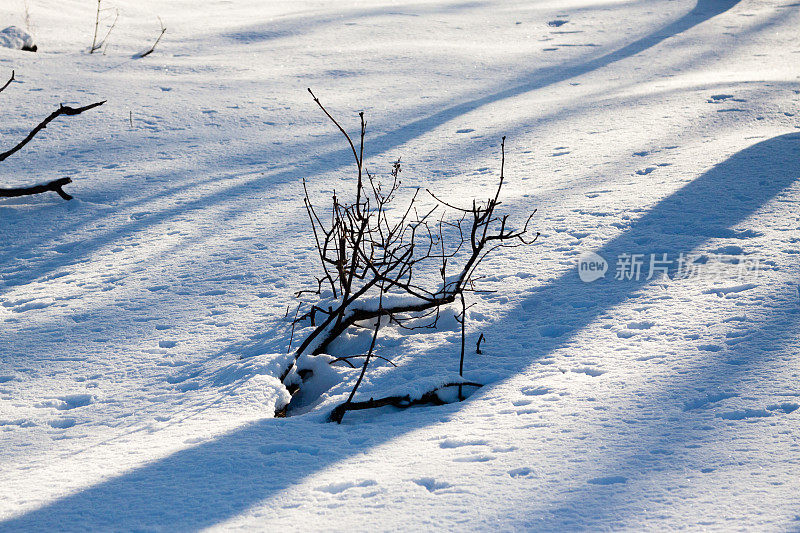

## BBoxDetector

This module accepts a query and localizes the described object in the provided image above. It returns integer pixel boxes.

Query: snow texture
[0,26,36,51]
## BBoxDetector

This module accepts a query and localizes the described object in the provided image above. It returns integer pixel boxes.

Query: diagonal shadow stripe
[2,132,796,532]
[0,1,741,296]
[368,0,742,154]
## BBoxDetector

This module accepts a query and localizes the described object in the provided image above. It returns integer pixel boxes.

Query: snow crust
[0,26,35,51]
[1,0,799,530]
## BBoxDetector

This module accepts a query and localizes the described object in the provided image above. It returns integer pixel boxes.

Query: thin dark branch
[307,88,361,170]
[327,381,483,422]
[0,101,106,163]
[90,0,102,53]
[332,308,382,424]
[329,353,397,367]
[0,70,14,94]
[136,17,166,58]
[476,332,486,354]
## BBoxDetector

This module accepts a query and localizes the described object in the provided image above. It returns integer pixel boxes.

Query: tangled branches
[284,90,538,422]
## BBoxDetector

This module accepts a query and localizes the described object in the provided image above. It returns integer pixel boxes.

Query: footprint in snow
[508,467,534,478]
[707,94,734,103]
[452,454,495,463]
[520,386,550,396]
[413,478,452,492]
[682,392,737,411]
[439,438,489,449]
[48,418,76,429]
[315,479,377,494]
[767,403,799,414]
[717,408,771,420]
[571,367,605,377]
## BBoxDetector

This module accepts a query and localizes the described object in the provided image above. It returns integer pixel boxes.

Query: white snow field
[1,0,799,530]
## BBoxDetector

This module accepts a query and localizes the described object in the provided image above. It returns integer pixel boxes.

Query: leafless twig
[0,101,106,163]
[136,17,166,58]
[90,0,118,54]
[0,70,14,94]
[1,98,105,201]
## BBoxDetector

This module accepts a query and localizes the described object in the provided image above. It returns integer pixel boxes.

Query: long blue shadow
[527,292,800,530]
[0,0,740,295]
[219,1,485,44]
[368,0,741,154]
[2,132,796,532]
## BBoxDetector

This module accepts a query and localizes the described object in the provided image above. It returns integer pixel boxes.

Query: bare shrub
[280,90,538,423]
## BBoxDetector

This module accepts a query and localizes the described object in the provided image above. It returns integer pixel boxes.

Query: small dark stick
[332,315,381,424]
[476,332,485,354]
[458,291,466,401]
[0,101,106,163]
[286,303,302,353]
[90,0,102,53]
[0,70,14,94]
[136,17,166,58]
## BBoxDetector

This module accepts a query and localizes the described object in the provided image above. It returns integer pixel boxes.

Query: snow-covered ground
[1,0,799,530]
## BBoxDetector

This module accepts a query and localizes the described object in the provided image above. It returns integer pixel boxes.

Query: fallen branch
[0,101,106,163]
[327,381,482,423]
[0,177,73,200]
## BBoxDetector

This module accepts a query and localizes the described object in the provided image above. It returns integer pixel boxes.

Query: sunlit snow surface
[1,0,799,530]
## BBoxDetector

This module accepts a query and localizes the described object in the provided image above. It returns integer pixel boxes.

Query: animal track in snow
[697,344,723,352]
[413,477,451,492]
[767,403,799,414]
[439,438,489,449]
[48,418,76,429]
[707,94,734,102]
[683,392,737,411]
[571,367,605,377]
[702,283,757,297]
[508,467,534,478]
[36,394,93,410]
[718,408,771,420]
[315,479,377,494]
[520,386,550,396]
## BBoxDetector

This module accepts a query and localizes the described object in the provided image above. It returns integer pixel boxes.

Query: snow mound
[0,26,37,52]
